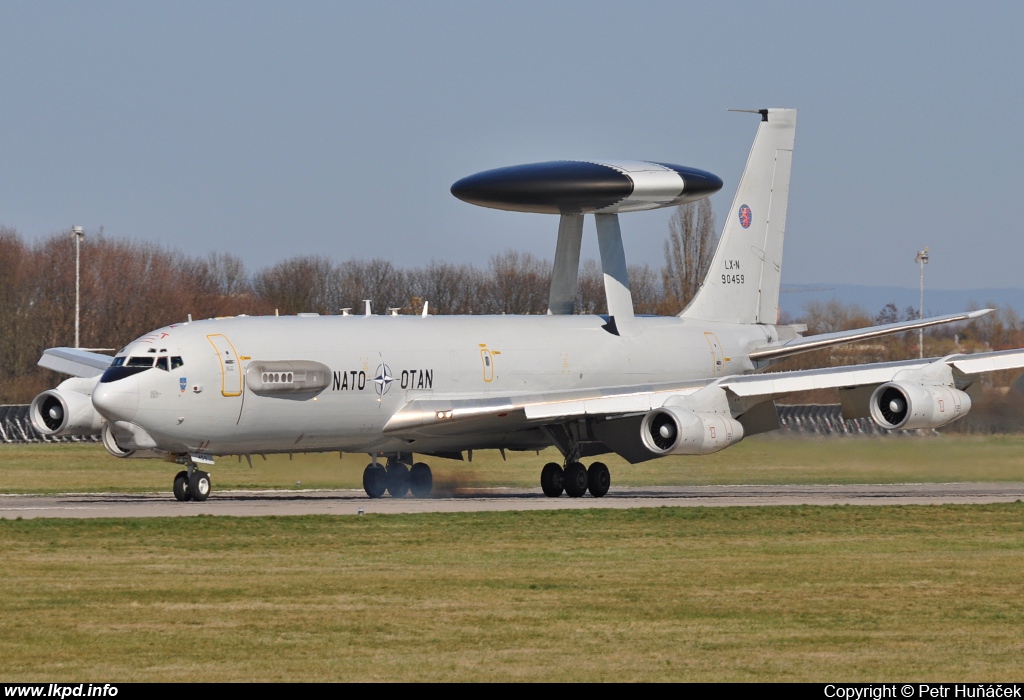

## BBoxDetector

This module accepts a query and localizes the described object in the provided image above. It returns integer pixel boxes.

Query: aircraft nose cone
[92,376,139,422]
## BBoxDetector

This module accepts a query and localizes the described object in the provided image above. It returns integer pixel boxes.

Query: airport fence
[774,404,891,437]
[1,402,896,445]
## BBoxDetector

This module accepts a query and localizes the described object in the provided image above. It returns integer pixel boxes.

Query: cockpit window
[111,357,125,367]
[171,356,184,369]
[126,356,154,368]
[156,357,169,371]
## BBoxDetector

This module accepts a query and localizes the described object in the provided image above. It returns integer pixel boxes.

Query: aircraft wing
[383,348,1024,439]
[38,347,114,378]
[748,309,992,362]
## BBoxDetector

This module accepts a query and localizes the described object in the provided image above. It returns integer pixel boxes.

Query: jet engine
[640,406,744,456]
[101,423,134,457]
[29,378,102,437]
[868,382,971,430]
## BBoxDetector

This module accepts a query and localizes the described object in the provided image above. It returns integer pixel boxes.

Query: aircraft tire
[563,462,588,498]
[386,462,410,498]
[363,464,387,498]
[540,462,564,497]
[409,462,433,498]
[189,470,211,502]
[173,470,191,502]
[587,462,610,498]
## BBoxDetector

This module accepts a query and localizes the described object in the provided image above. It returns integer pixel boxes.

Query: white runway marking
[0,483,1022,519]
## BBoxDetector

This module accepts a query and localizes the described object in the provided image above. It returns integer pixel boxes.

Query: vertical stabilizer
[681,108,796,325]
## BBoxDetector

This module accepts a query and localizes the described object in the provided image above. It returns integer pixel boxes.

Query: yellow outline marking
[207,334,243,397]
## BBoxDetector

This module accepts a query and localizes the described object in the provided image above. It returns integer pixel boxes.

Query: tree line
[3,199,1024,420]
[0,227,671,402]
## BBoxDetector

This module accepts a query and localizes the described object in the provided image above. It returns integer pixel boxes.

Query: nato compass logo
[373,363,394,396]
[179,377,187,393]
[738,204,752,229]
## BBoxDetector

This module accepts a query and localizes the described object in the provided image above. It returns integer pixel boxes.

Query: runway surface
[1,483,1022,519]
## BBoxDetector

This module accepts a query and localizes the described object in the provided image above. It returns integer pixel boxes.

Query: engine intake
[640,406,744,456]
[29,382,102,437]
[869,382,971,430]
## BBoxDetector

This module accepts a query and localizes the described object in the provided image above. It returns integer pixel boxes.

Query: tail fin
[680,108,796,325]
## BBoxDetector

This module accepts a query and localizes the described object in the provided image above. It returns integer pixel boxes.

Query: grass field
[2,504,1023,681]
[3,436,1023,681]
[3,434,1024,494]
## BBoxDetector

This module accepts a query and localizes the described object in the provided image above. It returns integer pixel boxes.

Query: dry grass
[1,504,1023,681]
[3,434,1024,494]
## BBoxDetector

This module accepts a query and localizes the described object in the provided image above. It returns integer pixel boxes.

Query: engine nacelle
[29,379,102,437]
[102,422,135,457]
[640,406,744,456]
[101,422,163,459]
[869,382,971,430]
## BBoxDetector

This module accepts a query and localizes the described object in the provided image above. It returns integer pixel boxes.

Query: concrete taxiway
[1,483,1022,519]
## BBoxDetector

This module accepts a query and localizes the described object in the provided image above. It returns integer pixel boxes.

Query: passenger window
[127,356,154,368]
[171,356,184,369]
[156,357,169,371]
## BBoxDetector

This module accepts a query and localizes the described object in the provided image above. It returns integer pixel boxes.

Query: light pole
[73,226,84,348]
[915,246,929,359]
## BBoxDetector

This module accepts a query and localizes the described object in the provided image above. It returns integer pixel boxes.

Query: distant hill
[779,284,1024,320]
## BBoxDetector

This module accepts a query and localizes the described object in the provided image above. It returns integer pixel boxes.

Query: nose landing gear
[172,455,212,502]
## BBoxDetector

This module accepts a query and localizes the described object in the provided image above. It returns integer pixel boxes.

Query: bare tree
[661,198,717,312]
[628,263,662,315]
[407,261,485,314]
[485,250,551,314]
[252,255,341,314]
[575,259,605,314]
[337,259,407,312]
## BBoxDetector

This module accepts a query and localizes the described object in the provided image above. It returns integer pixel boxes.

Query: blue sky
[2,1,1021,290]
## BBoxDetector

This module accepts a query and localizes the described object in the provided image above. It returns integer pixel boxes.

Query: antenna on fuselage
[450,157,723,334]
[363,300,372,316]
[340,308,351,316]
[421,300,429,317]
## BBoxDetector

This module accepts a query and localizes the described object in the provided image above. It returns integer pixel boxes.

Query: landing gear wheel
[189,470,211,502]
[386,462,410,498]
[173,470,192,502]
[409,462,433,498]
[587,462,610,498]
[363,464,387,498]
[540,462,565,497]
[563,462,588,498]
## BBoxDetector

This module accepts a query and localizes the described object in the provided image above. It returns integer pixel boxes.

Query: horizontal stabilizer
[748,309,992,362]
[38,347,114,378]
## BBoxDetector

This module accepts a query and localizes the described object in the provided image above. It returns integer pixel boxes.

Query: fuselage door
[704,332,724,377]
[207,334,243,397]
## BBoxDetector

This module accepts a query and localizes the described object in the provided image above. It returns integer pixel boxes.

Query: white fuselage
[91,313,775,457]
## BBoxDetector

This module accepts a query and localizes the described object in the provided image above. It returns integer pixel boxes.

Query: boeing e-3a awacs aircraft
[30,109,1024,502]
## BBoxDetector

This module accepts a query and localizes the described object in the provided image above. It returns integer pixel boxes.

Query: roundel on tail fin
[738,204,752,229]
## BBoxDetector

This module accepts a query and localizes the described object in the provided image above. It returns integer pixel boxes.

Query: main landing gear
[540,460,609,498]
[363,457,433,499]
[172,458,212,502]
